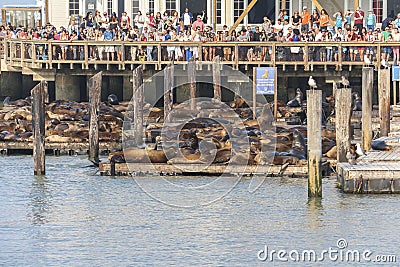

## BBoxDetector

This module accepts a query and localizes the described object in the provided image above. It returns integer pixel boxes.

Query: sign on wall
[255,67,275,95]
[393,66,400,81]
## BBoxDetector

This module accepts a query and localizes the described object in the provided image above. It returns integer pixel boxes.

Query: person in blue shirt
[366,9,376,31]
[103,28,115,60]
[333,11,344,32]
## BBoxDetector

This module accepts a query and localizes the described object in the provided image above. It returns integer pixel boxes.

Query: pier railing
[1,38,399,70]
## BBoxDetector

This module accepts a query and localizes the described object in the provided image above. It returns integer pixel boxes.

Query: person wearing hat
[366,9,376,31]
[192,15,205,31]
[301,7,310,33]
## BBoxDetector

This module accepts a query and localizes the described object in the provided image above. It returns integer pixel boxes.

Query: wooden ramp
[99,162,331,177]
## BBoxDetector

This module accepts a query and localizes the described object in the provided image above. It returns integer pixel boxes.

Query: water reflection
[28,176,52,225]
[306,198,324,230]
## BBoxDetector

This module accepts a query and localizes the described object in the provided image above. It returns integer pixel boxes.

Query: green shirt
[382,30,391,41]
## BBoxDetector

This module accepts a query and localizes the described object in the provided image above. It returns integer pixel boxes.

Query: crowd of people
[2,6,400,64]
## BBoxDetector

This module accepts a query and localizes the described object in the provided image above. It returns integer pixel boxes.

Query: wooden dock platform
[0,141,121,155]
[337,135,400,194]
[99,161,331,177]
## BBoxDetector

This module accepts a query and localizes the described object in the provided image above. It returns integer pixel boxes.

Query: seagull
[308,76,317,90]
[3,96,10,107]
[364,56,371,65]
[341,76,350,88]
[355,143,366,157]
[381,58,389,68]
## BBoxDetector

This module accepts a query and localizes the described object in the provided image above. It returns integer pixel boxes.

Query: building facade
[46,0,400,29]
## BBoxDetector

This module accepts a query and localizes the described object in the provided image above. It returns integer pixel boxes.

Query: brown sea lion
[273,155,298,165]
[324,146,337,159]
[288,129,307,160]
[124,148,168,164]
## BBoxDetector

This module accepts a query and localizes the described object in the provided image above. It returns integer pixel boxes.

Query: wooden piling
[378,69,391,136]
[335,86,352,163]
[31,81,47,175]
[164,65,174,121]
[88,72,102,165]
[188,59,196,110]
[133,66,144,147]
[213,56,221,101]
[307,89,322,198]
[362,67,373,152]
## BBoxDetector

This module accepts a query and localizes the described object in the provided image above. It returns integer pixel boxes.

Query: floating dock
[337,136,400,194]
[99,161,331,177]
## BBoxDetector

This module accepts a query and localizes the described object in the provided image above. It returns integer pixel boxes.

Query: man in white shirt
[134,11,145,34]
[181,7,193,31]
[101,12,109,30]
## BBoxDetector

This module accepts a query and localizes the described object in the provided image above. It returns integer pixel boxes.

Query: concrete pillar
[55,74,81,101]
[108,76,123,102]
[0,72,23,100]
[123,76,133,101]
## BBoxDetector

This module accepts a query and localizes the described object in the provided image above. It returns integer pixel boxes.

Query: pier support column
[123,76,133,101]
[335,87,352,163]
[307,89,323,198]
[378,69,391,136]
[55,74,81,101]
[0,72,23,99]
[362,67,373,152]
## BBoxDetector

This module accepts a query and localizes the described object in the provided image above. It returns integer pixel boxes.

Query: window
[279,0,290,15]
[107,0,113,16]
[165,0,176,15]
[234,0,244,21]
[132,0,139,17]
[373,0,383,23]
[216,0,221,24]
[149,0,155,14]
[69,0,79,16]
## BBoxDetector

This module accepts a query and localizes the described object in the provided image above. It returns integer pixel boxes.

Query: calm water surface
[0,156,399,266]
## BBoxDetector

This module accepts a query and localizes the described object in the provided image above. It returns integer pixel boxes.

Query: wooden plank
[228,0,258,34]
[88,72,102,165]
[133,66,144,147]
[188,60,196,110]
[212,56,221,101]
[362,67,373,152]
[307,90,323,197]
[163,65,174,122]
[335,87,352,163]
[31,81,46,175]
[379,69,391,136]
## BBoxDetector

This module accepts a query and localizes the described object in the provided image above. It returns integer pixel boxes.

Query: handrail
[2,38,400,71]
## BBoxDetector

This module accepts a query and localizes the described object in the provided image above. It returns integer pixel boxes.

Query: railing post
[20,41,25,67]
[234,43,239,70]
[120,42,125,70]
[362,67,373,152]
[157,43,162,69]
[377,43,381,70]
[304,42,309,71]
[48,41,52,69]
[272,43,276,67]
[84,41,89,69]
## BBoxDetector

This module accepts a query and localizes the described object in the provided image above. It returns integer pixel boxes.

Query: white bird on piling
[364,56,372,65]
[341,76,350,88]
[308,76,317,90]
[355,143,367,157]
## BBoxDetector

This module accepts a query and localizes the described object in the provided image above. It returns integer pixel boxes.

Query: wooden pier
[99,161,331,177]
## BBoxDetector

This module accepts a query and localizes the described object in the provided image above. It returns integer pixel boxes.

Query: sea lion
[371,140,393,151]
[289,129,307,160]
[107,94,119,105]
[124,148,168,164]
[108,151,126,163]
[322,137,336,154]
[352,92,362,111]
[275,143,292,153]
[212,148,232,164]
[287,88,303,107]
[324,145,337,159]
[273,155,298,165]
